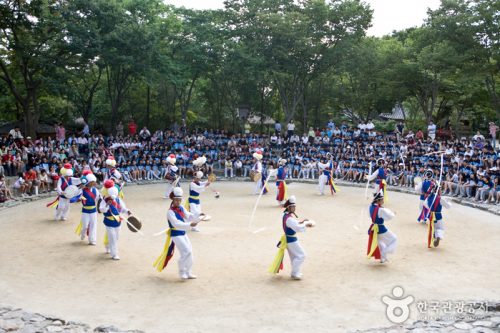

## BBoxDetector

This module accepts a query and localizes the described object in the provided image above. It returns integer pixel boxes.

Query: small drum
[414,177,423,186]
[127,216,142,233]
[208,173,216,183]
[64,185,81,202]
[250,171,261,182]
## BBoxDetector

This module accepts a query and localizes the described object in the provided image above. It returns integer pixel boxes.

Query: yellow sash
[153,229,172,272]
[75,221,83,235]
[268,235,287,274]
[428,212,435,248]
[367,224,379,258]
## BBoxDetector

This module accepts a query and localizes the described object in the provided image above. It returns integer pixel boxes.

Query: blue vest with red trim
[420,180,434,200]
[376,168,386,184]
[81,187,98,213]
[276,167,286,186]
[103,199,122,227]
[60,177,72,198]
[322,162,333,177]
[368,204,387,234]
[169,206,187,236]
[283,213,298,243]
[426,194,443,220]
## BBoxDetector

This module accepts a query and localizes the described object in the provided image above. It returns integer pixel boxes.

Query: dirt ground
[0,181,499,332]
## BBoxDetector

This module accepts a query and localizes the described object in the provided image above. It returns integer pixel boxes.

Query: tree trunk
[146,85,151,128]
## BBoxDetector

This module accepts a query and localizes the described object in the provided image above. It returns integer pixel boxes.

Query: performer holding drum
[163,154,180,199]
[99,180,131,260]
[104,156,124,197]
[76,173,101,245]
[47,163,82,221]
[251,150,263,194]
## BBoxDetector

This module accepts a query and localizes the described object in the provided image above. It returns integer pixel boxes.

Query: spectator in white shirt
[9,126,23,140]
[427,121,437,141]
[366,120,375,130]
[301,134,309,145]
[472,131,485,142]
[287,120,295,138]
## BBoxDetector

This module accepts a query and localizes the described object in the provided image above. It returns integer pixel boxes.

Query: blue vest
[420,180,434,200]
[426,194,443,220]
[103,199,122,227]
[276,167,286,186]
[81,187,98,214]
[368,204,388,234]
[283,213,298,243]
[376,168,386,184]
[169,206,187,236]
[323,162,332,177]
[188,185,200,205]
[60,177,72,199]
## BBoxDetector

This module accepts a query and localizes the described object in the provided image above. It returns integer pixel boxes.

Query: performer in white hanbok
[163,154,179,198]
[76,173,101,245]
[47,163,82,221]
[425,185,452,248]
[367,190,397,264]
[317,158,338,195]
[268,196,315,280]
[251,151,263,194]
[153,187,202,280]
[99,180,131,260]
[186,170,211,232]
[415,169,435,224]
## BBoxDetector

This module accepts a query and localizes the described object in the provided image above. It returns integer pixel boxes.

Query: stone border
[1,303,498,333]
[353,302,500,333]
[0,306,143,333]
[1,178,499,217]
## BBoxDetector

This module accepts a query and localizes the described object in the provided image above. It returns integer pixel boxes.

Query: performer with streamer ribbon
[99,180,131,260]
[366,158,388,202]
[251,150,264,194]
[76,173,100,245]
[424,184,452,248]
[268,196,315,280]
[367,190,397,264]
[153,187,201,280]
[415,169,436,224]
[47,163,82,221]
[317,156,339,196]
[276,158,288,206]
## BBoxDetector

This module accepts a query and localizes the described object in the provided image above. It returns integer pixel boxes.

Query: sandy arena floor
[0,181,499,332]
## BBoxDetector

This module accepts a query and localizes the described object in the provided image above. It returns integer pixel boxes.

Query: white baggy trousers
[81,212,97,243]
[377,230,397,260]
[106,226,120,258]
[172,235,193,277]
[287,241,306,277]
[56,197,70,220]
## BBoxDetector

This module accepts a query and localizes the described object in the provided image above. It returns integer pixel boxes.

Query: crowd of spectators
[0,120,499,205]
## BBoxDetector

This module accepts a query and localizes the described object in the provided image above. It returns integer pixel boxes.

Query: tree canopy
[0,0,498,136]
